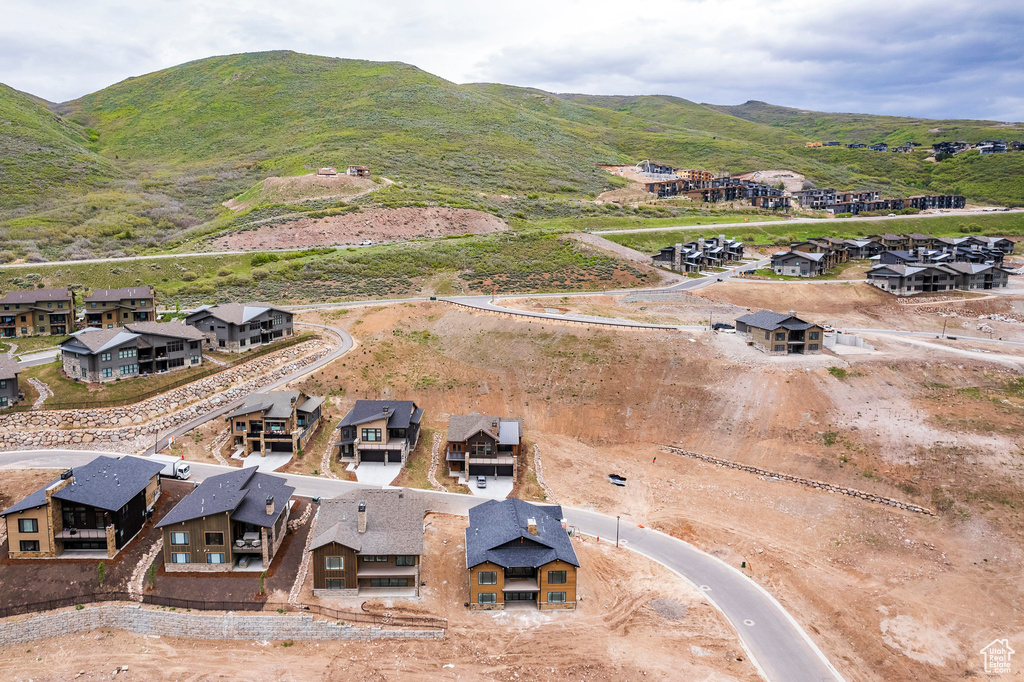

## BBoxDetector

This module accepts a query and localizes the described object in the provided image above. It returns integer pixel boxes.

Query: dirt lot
[212,207,507,250]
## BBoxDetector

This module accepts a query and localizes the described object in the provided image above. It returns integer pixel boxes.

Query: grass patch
[0,336,68,356]
[390,428,434,491]
[828,367,848,379]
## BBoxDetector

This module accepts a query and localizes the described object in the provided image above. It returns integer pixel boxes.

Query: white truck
[151,453,191,480]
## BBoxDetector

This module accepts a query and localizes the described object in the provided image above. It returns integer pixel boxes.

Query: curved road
[0,449,844,682]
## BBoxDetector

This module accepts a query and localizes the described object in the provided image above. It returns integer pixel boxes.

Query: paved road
[16,349,59,369]
[0,450,844,682]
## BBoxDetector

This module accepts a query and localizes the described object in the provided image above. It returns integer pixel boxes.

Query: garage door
[496,465,513,477]
[361,450,385,462]
[469,465,496,477]
[387,450,402,463]
[270,441,293,453]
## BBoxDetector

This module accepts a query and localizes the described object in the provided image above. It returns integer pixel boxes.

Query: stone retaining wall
[660,445,935,516]
[0,604,443,646]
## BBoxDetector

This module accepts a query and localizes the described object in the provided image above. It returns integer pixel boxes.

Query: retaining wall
[0,604,443,647]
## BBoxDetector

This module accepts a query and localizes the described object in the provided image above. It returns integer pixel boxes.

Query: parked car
[712,322,735,331]
[359,240,373,246]
[476,476,487,489]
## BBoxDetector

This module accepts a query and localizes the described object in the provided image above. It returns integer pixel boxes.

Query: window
[189,341,199,349]
[764,331,770,340]
[218,339,226,348]
[370,577,408,587]
[362,555,388,562]
[171,552,190,564]
[170,532,189,545]
[325,556,344,570]
[774,332,785,341]
[239,338,246,347]
[19,540,40,552]
[167,340,184,353]
[167,357,184,368]
[118,348,136,359]
[100,352,111,361]
[325,578,345,590]
[18,518,38,533]
[548,591,567,603]
[0,397,7,407]
[206,553,225,564]
[478,593,497,604]
[120,365,137,375]
[396,555,416,566]
[478,571,497,585]
[102,367,113,378]
[205,532,224,546]
[362,428,382,442]
[773,345,785,352]
[250,336,260,345]
[191,355,200,365]
[547,570,567,585]
[809,331,820,340]
[809,344,819,351]
[0,380,5,389]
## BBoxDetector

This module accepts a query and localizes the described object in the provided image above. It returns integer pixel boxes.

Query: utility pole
[616,516,620,548]
[941,318,947,338]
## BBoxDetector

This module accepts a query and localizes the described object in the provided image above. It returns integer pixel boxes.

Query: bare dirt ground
[223,173,378,212]
[212,207,507,250]
[732,169,806,194]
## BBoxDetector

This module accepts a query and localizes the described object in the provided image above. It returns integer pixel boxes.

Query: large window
[170,532,189,545]
[17,518,38,533]
[396,555,416,566]
[774,332,785,341]
[167,357,184,368]
[548,591,567,603]
[478,571,497,585]
[19,540,39,552]
[102,367,113,378]
[206,553,225,564]
[205,532,224,546]
[325,556,344,570]
[370,578,408,587]
[118,348,137,359]
[362,555,388,562]
[326,578,345,589]
[478,592,497,604]
[100,351,111,361]
[362,428,382,442]
[773,345,785,352]
[809,344,819,351]
[809,331,820,340]
[547,570,567,585]
[171,552,190,564]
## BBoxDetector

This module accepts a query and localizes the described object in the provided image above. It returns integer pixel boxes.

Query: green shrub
[828,367,848,379]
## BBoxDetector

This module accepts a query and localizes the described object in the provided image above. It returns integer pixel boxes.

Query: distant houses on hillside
[651,236,745,273]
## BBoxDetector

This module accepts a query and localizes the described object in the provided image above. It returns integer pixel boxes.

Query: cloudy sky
[3,0,1022,120]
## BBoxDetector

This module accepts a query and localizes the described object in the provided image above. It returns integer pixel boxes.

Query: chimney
[358,501,367,533]
[527,518,537,536]
[491,419,498,430]
[789,310,796,317]
[265,496,274,516]
[382,405,390,416]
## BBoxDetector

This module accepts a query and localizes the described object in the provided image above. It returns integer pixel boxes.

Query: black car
[712,322,735,331]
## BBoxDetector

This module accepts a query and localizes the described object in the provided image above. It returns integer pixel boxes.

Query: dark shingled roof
[185,302,290,326]
[85,287,154,303]
[0,288,72,304]
[0,355,20,381]
[337,400,422,429]
[309,488,424,555]
[156,467,294,529]
[465,498,579,569]
[735,310,817,332]
[1,456,163,516]
[123,321,205,340]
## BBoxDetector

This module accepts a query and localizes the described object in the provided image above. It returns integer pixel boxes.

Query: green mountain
[1,51,1022,260]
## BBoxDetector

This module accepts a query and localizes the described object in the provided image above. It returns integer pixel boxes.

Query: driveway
[349,461,403,486]
[461,473,513,500]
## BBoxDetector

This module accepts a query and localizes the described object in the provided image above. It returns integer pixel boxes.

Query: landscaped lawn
[0,335,67,356]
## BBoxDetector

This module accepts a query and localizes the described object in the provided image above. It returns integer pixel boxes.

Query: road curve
[0,450,844,682]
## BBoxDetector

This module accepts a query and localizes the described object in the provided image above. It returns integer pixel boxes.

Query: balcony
[358,439,410,452]
[468,454,514,466]
[502,578,539,592]
[355,564,418,578]
[55,527,107,540]
[446,451,465,462]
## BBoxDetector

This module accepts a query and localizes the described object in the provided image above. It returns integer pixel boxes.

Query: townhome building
[735,310,825,355]
[335,400,423,465]
[309,488,424,597]
[0,288,75,337]
[83,286,155,328]
[865,264,961,295]
[225,390,324,456]
[445,413,522,479]
[185,303,294,352]
[771,251,829,277]
[0,356,22,409]
[59,321,204,383]
[1,455,163,559]
[466,498,579,610]
[157,467,294,572]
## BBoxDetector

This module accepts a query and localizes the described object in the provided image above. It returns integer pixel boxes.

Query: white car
[359,240,373,246]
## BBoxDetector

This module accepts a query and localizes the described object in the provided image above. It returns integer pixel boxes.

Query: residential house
[309,488,424,597]
[790,240,847,268]
[869,233,910,250]
[651,243,704,273]
[465,498,579,610]
[937,263,1011,291]
[868,143,888,151]
[906,195,966,210]
[157,467,294,571]
[318,167,338,176]
[185,303,294,353]
[0,455,163,559]
[877,250,921,266]
[906,233,935,250]
[59,321,204,383]
[0,288,75,338]
[735,310,825,355]
[771,251,829,277]
[446,413,522,479]
[843,239,886,259]
[226,390,324,455]
[0,356,21,409]
[865,264,960,295]
[83,286,155,328]
[792,188,838,210]
[347,165,370,177]
[335,400,423,464]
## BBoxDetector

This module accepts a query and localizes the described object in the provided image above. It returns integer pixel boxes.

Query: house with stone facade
[156,467,294,572]
[0,288,75,338]
[0,455,163,559]
[309,488,424,597]
[0,356,22,410]
[466,498,578,610]
[446,413,522,479]
[185,303,294,353]
[83,286,156,329]
[735,310,825,355]
[335,400,423,465]
[60,321,205,383]
[225,390,324,456]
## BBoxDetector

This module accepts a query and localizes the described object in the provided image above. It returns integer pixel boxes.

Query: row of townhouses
[790,189,966,215]
[651,235,746,273]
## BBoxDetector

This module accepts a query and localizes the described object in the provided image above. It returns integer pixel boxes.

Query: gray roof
[186,302,289,326]
[465,498,578,569]
[735,310,816,331]
[308,488,424,555]
[447,413,522,444]
[85,287,154,302]
[884,250,919,261]
[62,322,202,355]
[124,321,205,340]
[0,355,20,381]
[0,288,72,305]
[337,400,422,429]
[156,467,294,529]
[226,391,321,420]
[1,456,163,516]
[772,251,827,262]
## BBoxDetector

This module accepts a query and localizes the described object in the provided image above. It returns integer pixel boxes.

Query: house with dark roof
[867,263,1011,296]
[156,467,294,571]
[308,489,424,597]
[0,288,75,338]
[225,390,324,456]
[465,498,579,610]
[83,286,155,328]
[445,413,522,479]
[771,250,829,277]
[335,400,423,465]
[59,321,205,383]
[735,310,825,355]
[877,250,920,266]
[1,455,163,559]
[184,302,294,353]
[0,356,22,409]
